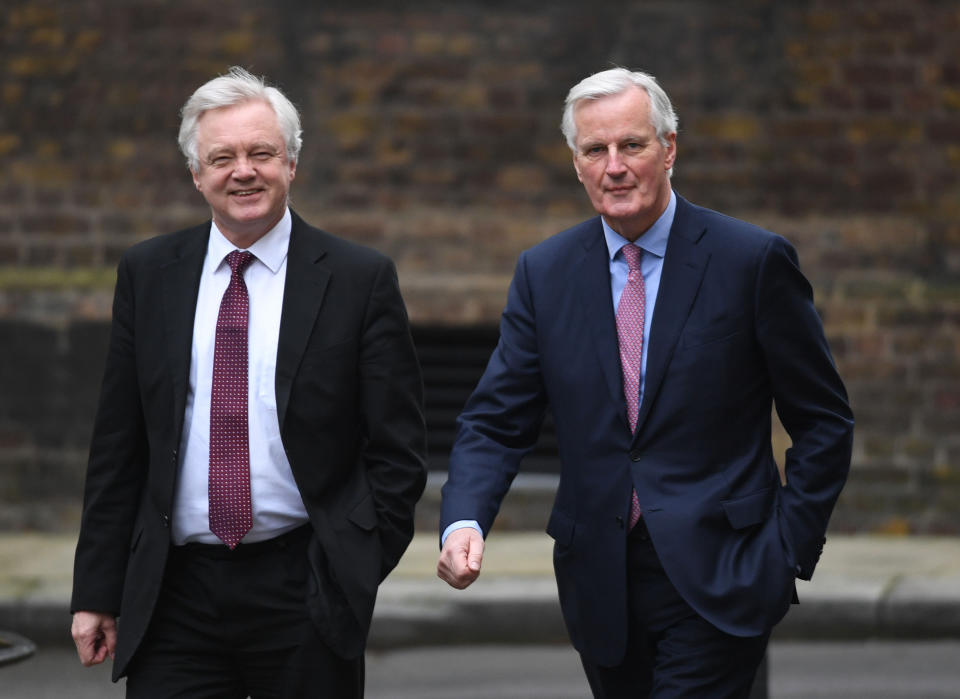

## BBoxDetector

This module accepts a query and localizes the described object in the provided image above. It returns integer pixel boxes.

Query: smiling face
[190,99,296,247]
[572,86,676,241]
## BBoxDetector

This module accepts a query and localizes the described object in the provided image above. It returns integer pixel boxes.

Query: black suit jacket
[71,211,427,679]
[441,195,853,665]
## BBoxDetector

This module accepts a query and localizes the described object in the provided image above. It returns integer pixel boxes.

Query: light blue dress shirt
[443,191,678,544]
[602,189,675,409]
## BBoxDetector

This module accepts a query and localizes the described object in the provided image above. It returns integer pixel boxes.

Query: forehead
[574,87,654,144]
[194,100,284,149]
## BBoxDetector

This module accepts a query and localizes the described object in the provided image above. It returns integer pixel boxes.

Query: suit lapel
[574,218,627,425]
[160,225,208,438]
[275,212,330,430]
[634,196,710,439]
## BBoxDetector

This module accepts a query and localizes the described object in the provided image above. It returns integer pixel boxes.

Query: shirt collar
[602,189,676,262]
[207,208,292,275]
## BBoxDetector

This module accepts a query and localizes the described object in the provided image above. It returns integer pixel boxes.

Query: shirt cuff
[441,520,483,546]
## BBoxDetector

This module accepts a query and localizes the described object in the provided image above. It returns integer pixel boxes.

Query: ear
[573,154,583,183]
[663,132,677,171]
[191,169,201,191]
[288,159,297,181]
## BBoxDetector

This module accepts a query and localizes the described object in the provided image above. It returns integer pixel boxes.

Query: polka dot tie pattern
[209,250,255,549]
[616,244,645,531]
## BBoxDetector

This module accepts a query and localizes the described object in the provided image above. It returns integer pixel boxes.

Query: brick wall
[1,0,958,533]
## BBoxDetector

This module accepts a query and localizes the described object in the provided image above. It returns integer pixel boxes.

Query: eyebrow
[204,142,283,159]
[247,141,282,153]
[579,135,649,150]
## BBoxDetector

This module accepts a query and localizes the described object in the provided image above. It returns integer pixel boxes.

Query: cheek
[632,163,659,185]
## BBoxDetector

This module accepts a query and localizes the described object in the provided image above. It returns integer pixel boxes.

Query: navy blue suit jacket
[440,194,853,666]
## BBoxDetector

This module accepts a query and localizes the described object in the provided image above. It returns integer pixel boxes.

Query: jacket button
[615,516,625,529]
[630,450,641,461]
[161,514,170,528]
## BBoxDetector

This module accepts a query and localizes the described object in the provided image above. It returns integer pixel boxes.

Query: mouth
[230,188,263,198]
[606,186,634,195]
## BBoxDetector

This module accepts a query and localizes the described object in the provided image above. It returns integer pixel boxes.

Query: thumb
[466,535,484,572]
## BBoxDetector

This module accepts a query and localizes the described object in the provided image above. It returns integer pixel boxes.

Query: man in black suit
[71,66,427,698]
[438,68,853,697]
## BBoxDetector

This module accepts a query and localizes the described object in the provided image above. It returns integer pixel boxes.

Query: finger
[102,618,118,660]
[89,643,107,666]
[459,529,483,572]
[72,629,97,665]
[437,530,484,589]
[72,613,116,666]
[466,538,484,573]
[438,562,478,589]
[78,638,101,666]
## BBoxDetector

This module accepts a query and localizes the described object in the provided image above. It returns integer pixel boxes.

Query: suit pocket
[721,487,774,530]
[546,509,575,547]
[347,491,378,531]
[305,536,365,659]
[129,525,144,552]
[680,313,746,349]
[301,336,358,365]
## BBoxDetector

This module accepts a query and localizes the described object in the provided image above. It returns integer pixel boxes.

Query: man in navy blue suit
[437,67,853,697]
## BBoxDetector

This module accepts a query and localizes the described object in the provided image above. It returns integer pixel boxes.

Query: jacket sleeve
[358,258,428,579]
[440,251,549,538]
[71,254,148,614]
[755,235,854,580]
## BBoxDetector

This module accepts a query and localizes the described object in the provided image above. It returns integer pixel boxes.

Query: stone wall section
[1,0,958,533]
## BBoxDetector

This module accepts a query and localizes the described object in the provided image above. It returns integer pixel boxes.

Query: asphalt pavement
[5,641,960,698]
[2,523,960,649]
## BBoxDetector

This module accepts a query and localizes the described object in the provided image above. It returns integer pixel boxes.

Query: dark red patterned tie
[616,244,645,530]
[209,250,255,549]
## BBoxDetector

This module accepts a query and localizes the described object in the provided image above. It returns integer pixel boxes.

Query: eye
[624,141,643,151]
[210,155,233,167]
[582,145,606,158]
[251,151,273,161]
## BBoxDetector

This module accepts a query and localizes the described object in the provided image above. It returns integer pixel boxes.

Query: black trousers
[580,520,769,698]
[125,525,363,699]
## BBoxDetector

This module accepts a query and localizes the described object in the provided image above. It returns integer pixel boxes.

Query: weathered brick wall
[1,0,958,533]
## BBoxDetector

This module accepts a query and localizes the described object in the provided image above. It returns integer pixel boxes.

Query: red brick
[21,214,90,235]
[0,0,957,535]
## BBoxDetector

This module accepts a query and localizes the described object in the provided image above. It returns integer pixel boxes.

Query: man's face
[191,99,296,246]
[572,87,676,241]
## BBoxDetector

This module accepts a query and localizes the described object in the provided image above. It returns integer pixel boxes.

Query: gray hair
[178,66,303,171]
[561,68,678,153]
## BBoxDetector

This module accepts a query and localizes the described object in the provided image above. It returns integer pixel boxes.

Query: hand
[71,611,117,666]
[437,527,485,589]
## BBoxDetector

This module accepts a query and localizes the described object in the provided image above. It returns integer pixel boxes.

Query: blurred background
[1,1,959,696]
[0,0,960,699]
[2,0,958,535]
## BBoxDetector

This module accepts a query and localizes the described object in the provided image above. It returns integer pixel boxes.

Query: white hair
[561,67,678,154]
[178,66,302,171]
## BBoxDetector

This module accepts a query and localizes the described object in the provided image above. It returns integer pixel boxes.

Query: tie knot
[621,244,642,272]
[226,250,255,275]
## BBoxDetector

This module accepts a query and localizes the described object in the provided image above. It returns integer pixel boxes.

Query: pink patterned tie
[209,250,255,549]
[616,244,645,530]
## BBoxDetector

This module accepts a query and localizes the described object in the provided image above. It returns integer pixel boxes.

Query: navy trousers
[580,520,770,698]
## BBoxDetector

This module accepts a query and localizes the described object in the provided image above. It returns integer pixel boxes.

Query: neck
[214,211,285,249]
[605,188,671,242]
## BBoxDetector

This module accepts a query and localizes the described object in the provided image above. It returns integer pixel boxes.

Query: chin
[601,205,643,221]
[230,208,270,225]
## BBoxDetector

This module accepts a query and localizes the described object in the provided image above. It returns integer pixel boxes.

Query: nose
[605,146,626,176]
[231,156,256,179]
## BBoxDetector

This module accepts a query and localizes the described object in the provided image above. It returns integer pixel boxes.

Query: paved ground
[5,641,960,698]
[2,529,960,648]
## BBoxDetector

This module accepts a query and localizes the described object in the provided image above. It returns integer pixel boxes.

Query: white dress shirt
[172,208,309,545]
